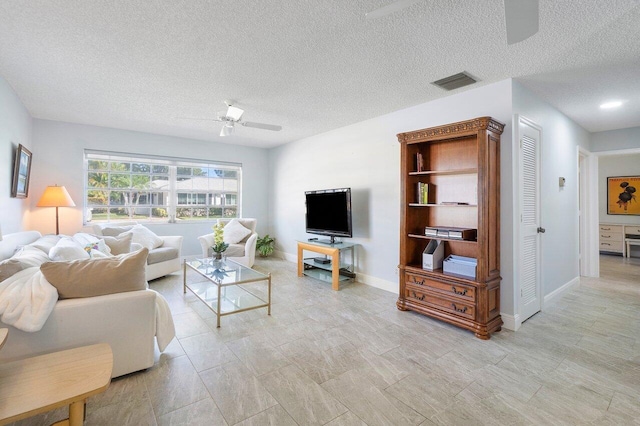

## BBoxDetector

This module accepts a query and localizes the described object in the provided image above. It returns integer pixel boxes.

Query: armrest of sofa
[160,236,183,253]
[245,232,258,266]
[197,233,215,258]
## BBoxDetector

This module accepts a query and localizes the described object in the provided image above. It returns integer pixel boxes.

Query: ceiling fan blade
[504,0,539,45]
[241,122,282,131]
[176,117,223,122]
[226,105,244,121]
[366,0,424,19]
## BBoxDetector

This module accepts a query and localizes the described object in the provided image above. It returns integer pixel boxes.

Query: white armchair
[198,218,258,267]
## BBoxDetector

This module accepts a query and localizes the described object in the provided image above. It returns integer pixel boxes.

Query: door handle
[537,227,546,233]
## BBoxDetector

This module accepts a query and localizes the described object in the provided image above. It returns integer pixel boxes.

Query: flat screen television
[305,188,352,244]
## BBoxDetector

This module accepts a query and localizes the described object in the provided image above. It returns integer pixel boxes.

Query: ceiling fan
[366,0,539,45]
[179,101,282,137]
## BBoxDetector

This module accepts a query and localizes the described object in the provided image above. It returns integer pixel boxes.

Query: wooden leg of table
[332,251,339,291]
[68,400,85,426]
[297,244,303,277]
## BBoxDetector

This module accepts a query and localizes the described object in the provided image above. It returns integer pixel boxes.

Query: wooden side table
[0,343,113,426]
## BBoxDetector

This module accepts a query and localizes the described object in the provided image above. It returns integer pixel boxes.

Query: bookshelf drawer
[599,224,622,234]
[405,287,475,320]
[405,273,476,301]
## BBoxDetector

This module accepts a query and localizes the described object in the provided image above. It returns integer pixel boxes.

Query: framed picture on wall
[607,176,640,215]
[11,144,32,198]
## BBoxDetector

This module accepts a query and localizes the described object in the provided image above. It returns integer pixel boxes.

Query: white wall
[512,81,590,312]
[0,75,33,234]
[598,153,640,226]
[28,119,270,256]
[268,79,513,294]
[591,126,640,152]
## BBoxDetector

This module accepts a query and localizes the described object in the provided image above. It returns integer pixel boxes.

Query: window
[84,151,241,223]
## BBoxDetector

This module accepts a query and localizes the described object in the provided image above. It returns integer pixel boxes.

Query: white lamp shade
[37,185,76,207]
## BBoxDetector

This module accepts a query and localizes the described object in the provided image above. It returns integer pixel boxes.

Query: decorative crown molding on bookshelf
[397,116,505,143]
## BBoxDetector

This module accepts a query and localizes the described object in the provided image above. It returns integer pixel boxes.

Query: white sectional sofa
[0,231,173,377]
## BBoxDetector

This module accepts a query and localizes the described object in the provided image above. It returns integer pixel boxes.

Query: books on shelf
[424,227,477,241]
[416,152,424,172]
[416,182,433,204]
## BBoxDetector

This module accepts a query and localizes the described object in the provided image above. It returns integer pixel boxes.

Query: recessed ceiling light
[600,101,623,109]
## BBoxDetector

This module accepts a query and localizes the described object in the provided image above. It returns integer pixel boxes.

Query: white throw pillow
[122,224,163,250]
[49,237,91,261]
[72,233,111,255]
[223,219,252,244]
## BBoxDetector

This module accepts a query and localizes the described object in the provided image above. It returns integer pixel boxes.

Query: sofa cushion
[40,248,149,299]
[97,233,133,255]
[122,224,163,250]
[11,245,51,267]
[225,243,246,258]
[223,219,252,244]
[147,247,179,265]
[49,237,91,261]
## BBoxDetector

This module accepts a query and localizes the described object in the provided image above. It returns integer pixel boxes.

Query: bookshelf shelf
[408,234,477,243]
[409,168,478,176]
[397,117,504,340]
[408,203,477,207]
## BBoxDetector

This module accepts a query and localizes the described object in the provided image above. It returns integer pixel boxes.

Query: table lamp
[37,185,75,235]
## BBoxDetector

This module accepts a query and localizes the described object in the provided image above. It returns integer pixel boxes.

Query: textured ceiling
[0,0,639,148]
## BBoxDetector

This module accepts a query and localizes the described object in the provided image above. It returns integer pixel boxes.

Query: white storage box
[443,255,477,279]
[422,239,444,270]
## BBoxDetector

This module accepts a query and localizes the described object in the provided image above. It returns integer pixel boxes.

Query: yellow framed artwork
[607,176,640,215]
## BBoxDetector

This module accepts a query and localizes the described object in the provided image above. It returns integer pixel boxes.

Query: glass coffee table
[183,258,271,327]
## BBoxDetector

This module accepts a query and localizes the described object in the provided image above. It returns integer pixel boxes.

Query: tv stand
[297,240,356,290]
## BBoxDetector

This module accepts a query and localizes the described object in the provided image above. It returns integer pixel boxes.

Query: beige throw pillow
[100,225,135,237]
[96,233,133,255]
[0,259,27,282]
[40,248,149,299]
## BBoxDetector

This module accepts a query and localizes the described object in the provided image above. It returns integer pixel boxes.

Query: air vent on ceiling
[431,72,477,91]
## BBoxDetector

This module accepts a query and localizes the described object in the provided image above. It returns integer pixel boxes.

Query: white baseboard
[275,250,397,294]
[277,250,296,263]
[500,313,521,331]
[544,276,580,305]
[356,272,397,294]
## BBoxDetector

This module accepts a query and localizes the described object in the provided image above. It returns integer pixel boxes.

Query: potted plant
[211,222,229,260]
[256,234,276,257]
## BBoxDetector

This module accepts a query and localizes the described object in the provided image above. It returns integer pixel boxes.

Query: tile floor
[10,255,640,425]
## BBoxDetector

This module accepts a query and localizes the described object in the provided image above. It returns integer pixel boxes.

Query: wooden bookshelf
[397,117,504,339]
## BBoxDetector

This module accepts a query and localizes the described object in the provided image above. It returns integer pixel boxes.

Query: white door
[518,116,542,322]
